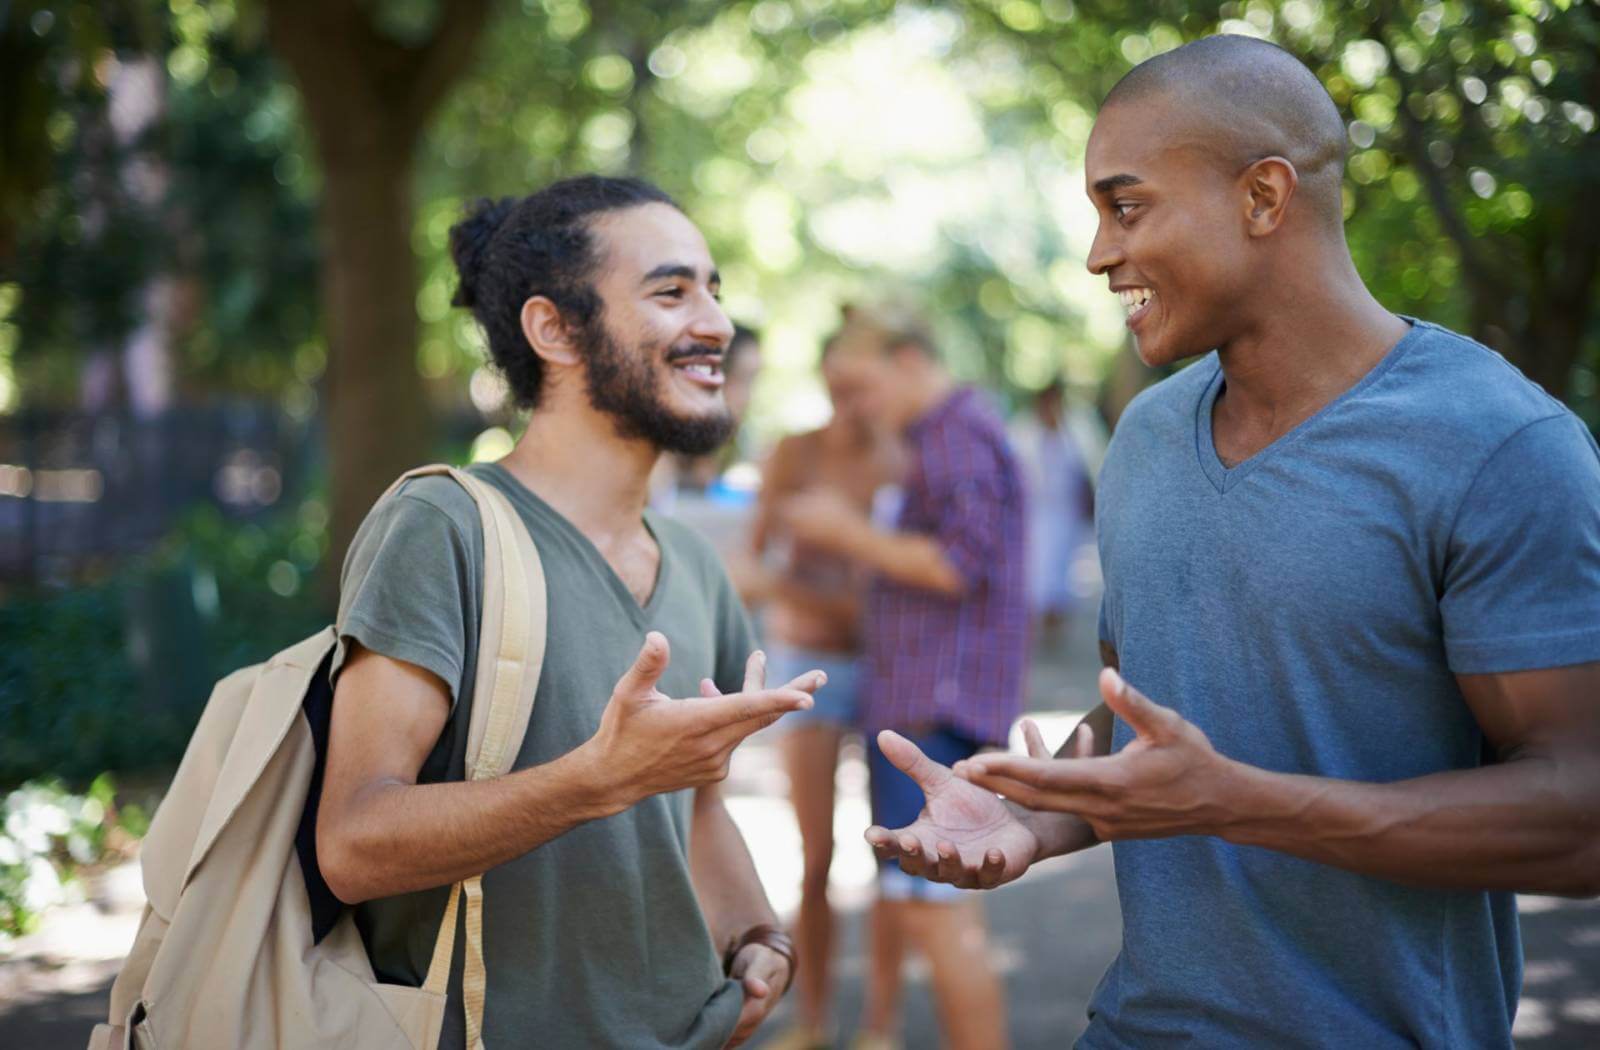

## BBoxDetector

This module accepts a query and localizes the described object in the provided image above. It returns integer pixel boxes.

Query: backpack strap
[384,464,547,1050]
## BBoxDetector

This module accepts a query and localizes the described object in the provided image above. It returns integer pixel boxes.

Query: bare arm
[317,636,819,904]
[964,663,1600,897]
[689,783,779,959]
[1218,664,1600,895]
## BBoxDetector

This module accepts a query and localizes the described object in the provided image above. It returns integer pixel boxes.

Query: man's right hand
[864,720,1097,889]
[582,632,822,811]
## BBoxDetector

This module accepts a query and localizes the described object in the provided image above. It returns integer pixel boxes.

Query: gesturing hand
[862,726,1063,890]
[723,943,791,1048]
[586,633,824,809]
[957,668,1235,841]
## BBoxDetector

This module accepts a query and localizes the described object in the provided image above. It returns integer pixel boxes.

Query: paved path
[4,617,1598,1047]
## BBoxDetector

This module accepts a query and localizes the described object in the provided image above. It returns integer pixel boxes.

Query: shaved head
[1104,35,1348,228]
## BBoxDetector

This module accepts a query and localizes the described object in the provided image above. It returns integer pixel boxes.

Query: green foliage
[0,498,331,787]
[0,773,147,940]
[5,0,320,410]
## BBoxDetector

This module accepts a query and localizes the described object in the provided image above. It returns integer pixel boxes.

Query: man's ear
[1241,156,1298,237]
[520,297,581,366]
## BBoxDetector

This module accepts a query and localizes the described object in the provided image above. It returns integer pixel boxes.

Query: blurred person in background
[739,330,903,1050]
[778,304,1027,1050]
[1009,378,1105,645]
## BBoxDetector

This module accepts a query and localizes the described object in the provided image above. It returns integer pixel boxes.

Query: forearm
[834,522,963,595]
[689,784,778,953]
[1216,753,1600,896]
[321,744,621,903]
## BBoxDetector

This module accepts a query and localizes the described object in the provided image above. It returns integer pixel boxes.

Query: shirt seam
[1439,412,1571,562]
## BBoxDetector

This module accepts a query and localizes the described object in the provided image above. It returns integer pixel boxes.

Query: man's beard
[579,319,736,456]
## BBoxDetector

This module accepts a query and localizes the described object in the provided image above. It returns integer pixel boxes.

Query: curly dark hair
[448,175,679,410]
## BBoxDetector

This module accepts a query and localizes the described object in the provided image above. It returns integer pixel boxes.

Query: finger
[614,632,670,699]
[1099,667,1175,741]
[963,769,1057,811]
[865,825,903,860]
[877,730,952,792]
[978,848,1007,889]
[934,838,966,883]
[699,678,721,698]
[1022,718,1049,758]
[965,753,1118,793]
[742,975,770,999]
[742,650,766,694]
[1071,722,1096,759]
[782,670,827,695]
[697,688,816,733]
[894,832,932,877]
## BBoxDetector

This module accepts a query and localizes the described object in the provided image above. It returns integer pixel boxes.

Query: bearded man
[317,176,821,1049]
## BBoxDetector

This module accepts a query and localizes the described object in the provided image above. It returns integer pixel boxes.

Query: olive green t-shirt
[330,463,755,1050]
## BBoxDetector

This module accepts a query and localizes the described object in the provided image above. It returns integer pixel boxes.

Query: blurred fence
[0,404,319,588]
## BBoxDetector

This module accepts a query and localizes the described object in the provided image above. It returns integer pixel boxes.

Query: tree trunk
[319,144,432,571]
[266,0,490,574]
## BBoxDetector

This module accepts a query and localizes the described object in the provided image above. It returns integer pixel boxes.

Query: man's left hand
[724,943,792,1048]
[956,668,1241,841]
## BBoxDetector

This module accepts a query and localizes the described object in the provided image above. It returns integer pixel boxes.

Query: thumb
[1021,718,1050,758]
[1098,667,1169,740]
[878,730,951,792]
[615,632,671,699]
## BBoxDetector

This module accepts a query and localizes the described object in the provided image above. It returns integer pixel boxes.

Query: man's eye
[1114,201,1139,221]
[656,286,685,299]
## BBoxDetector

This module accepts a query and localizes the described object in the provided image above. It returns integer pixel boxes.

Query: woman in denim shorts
[745,342,901,1050]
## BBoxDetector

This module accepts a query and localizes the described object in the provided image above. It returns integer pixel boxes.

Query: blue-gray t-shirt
[1088,319,1600,1049]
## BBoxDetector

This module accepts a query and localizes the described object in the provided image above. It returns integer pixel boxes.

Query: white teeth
[1118,288,1153,315]
[678,362,719,377]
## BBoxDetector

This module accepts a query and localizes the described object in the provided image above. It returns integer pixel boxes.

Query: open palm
[864,731,1042,889]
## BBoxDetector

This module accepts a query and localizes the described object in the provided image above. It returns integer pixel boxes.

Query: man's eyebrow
[640,263,720,287]
[1092,173,1144,195]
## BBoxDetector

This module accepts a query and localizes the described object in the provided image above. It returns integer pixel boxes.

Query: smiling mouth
[1118,287,1155,327]
[669,354,725,389]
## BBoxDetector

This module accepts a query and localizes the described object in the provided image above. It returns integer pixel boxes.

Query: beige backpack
[89,466,547,1050]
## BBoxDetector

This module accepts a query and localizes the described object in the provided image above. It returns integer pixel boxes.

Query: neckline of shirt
[471,462,672,621]
[1193,318,1425,495]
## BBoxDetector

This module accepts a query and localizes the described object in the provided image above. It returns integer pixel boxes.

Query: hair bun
[449,197,517,308]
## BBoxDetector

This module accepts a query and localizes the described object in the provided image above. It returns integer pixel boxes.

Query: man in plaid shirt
[778,304,1027,1050]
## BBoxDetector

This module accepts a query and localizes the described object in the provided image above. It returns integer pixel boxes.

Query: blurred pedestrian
[780,304,1027,1050]
[1008,378,1104,643]
[742,331,903,1050]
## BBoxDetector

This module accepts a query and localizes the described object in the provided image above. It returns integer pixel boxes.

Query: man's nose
[690,292,735,348]
[1086,222,1123,276]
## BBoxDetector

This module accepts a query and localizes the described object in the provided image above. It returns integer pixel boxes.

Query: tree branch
[403,0,494,128]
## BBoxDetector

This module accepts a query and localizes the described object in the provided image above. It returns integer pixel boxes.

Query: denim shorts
[766,643,861,730]
[867,725,982,902]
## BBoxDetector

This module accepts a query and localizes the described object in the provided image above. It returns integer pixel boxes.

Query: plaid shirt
[861,386,1029,746]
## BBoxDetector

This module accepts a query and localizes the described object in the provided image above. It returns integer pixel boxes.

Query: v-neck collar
[1194,319,1421,494]
[474,462,670,622]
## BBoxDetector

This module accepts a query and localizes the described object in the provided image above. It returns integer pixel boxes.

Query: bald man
[864,35,1600,1048]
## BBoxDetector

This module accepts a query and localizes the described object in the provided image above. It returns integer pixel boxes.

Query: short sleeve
[331,490,477,707]
[922,439,1010,590]
[1440,413,1600,674]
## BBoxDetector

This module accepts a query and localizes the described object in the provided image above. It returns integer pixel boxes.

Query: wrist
[563,739,634,819]
[1016,803,1095,859]
[1205,755,1271,843]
